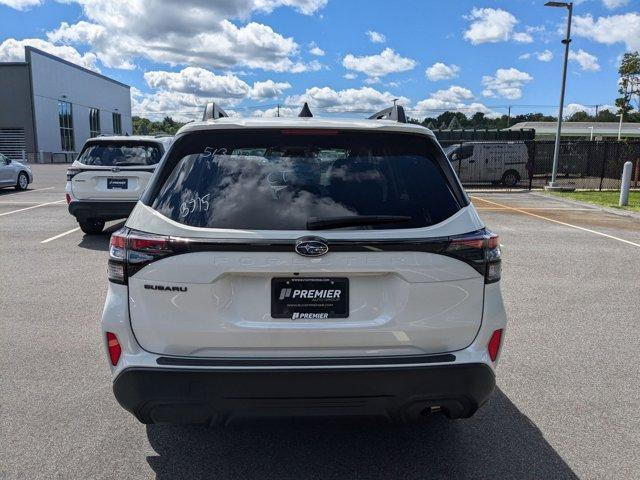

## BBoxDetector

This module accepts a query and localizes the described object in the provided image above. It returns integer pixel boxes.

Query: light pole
[618,114,623,140]
[618,79,628,141]
[588,126,594,141]
[545,1,573,189]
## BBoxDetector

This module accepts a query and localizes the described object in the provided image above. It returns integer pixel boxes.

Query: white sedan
[0,152,33,190]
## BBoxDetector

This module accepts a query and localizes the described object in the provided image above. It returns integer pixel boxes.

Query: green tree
[595,109,618,122]
[567,111,591,122]
[616,52,640,115]
[132,116,186,135]
[470,112,486,127]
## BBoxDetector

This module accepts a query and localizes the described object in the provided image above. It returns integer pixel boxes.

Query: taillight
[66,168,80,181]
[108,228,173,284]
[445,230,501,284]
[65,193,71,204]
[106,332,121,366]
[488,329,503,362]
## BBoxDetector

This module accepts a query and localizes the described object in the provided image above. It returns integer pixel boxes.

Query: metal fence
[1,150,77,163]
[440,140,640,190]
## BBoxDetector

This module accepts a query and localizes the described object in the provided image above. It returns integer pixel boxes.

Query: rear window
[149,130,461,230]
[77,142,162,166]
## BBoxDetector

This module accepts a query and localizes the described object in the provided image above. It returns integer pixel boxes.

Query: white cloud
[254,0,328,15]
[573,13,640,51]
[563,103,616,116]
[343,73,357,80]
[519,50,554,62]
[143,67,291,102]
[0,0,41,10]
[602,0,629,9]
[464,8,532,45]
[144,67,250,99]
[285,86,409,113]
[308,42,325,56]
[366,30,386,43]
[482,68,533,100]
[412,86,496,117]
[537,49,553,62]
[425,62,461,81]
[131,90,205,123]
[0,37,100,71]
[342,48,416,77]
[248,79,292,99]
[250,106,298,117]
[512,32,533,43]
[45,1,327,72]
[569,49,600,71]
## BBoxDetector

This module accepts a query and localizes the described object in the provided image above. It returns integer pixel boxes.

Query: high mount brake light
[108,228,174,284]
[281,129,339,136]
[445,231,501,284]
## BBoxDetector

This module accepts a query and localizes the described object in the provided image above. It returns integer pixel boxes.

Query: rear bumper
[68,200,136,222]
[113,363,495,425]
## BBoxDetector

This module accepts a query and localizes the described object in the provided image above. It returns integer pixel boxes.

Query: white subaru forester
[102,104,507,425]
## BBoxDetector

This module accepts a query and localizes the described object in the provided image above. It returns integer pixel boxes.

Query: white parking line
[475,207,595,211]
[0,186,55,197]
[40,227,80,244]
[0,199,65,217]
[470,195,640,248]
[0,201,53,205]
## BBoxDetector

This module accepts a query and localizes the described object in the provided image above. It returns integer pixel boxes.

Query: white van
[446,142,529,187]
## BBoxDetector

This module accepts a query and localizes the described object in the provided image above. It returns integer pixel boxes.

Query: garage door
[0,128,26,160]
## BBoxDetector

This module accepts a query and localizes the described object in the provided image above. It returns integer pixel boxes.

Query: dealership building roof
[506,121,640,139]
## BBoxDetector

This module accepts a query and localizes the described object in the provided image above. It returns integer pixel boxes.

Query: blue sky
[1,0,638,121]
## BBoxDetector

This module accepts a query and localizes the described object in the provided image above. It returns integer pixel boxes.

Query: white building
[506,121,640,140]
[0,47,132,162]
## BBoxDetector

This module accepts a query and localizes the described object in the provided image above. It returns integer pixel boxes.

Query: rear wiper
[306,215,412,230]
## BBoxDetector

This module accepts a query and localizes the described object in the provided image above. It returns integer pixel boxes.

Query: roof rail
[368,105,407,123]
[203,102,229,121]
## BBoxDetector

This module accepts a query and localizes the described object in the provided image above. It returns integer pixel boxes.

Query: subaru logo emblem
[295,237,329,257]
[111,167,120,173]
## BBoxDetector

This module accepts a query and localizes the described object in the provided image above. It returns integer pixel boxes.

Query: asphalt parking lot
[1,164,639,480]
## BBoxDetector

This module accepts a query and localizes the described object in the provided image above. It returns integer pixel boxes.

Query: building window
[112,112,122,135]
[89,108,101,137]
[58,100,74,151]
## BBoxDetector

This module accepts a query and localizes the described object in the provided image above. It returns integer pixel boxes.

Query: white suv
[102,104,507,425]
[66,135,173,234]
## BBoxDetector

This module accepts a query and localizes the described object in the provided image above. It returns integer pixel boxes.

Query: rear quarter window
[146,129,463,231]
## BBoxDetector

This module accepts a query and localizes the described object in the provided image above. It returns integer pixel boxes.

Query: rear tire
[501,170,520,187]
[79,218,105,235]
[15,172,28,190]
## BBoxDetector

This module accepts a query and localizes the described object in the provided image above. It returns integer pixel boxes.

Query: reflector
[106,332,121,366]
[488,329,503,362]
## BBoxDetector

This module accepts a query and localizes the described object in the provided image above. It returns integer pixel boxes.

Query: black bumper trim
[68,201,136,222]
[156,353,456,367]
[113,363,495,425]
